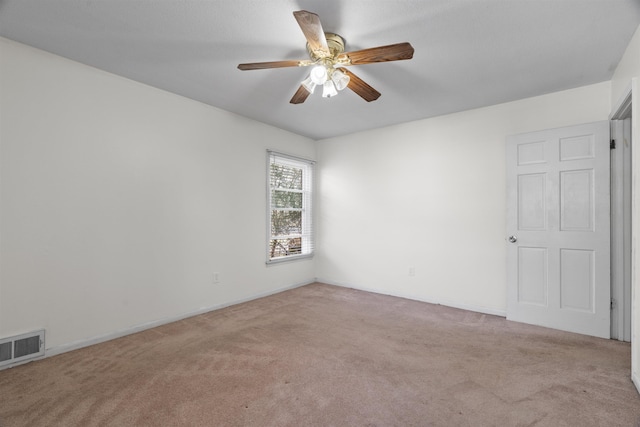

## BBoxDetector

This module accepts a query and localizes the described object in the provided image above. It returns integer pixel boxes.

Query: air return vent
[0,330,45,368]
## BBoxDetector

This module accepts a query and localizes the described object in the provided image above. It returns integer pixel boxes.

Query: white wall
[0,37,316,352]
[611,25,640,108]
[316,82,611,315]
[611,24,640,392]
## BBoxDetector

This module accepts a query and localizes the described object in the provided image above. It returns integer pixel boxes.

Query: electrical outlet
[409,267,415,277]
[213,272,220,284]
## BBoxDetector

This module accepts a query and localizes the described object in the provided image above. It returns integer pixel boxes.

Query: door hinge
[610,140,616,149]
[611,298,617,310]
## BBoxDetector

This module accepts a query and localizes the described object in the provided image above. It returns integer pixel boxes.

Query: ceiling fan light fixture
[331,68,350,91]
[322,80,338,98]
[301,75,317,93]
[310,65,328,85]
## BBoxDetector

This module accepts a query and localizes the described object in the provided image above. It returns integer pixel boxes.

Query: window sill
[266,253,314,265]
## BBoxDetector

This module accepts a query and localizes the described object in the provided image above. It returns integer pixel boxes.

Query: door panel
[518,141,546,164]
[518,247,548,305]
[518,174,546,230]
[560,134,594,160]
[560,169,593,231]
[559,249,593,311]
[506,121,610,338]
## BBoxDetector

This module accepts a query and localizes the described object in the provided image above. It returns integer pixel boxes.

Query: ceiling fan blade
[238,59,312,71]
[290,85,311,104]
[341,69,381,102]
[293,10,330,58]
[338,42,414,65]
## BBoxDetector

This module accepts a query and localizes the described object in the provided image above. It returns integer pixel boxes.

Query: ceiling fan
[237,10,414,104]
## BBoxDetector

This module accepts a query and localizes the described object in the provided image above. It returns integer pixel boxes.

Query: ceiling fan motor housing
[307,33,345,61]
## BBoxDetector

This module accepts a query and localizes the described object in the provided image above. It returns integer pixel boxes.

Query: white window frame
[266,151,314,263]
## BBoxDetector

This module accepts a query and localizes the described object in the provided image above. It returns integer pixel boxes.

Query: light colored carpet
[0,282,639,426]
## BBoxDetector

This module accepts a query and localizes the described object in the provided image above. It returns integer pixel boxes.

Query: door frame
[610,87,632,341]
[610,81,640,395]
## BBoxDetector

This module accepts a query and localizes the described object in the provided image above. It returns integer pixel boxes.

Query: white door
[506,121,610,338]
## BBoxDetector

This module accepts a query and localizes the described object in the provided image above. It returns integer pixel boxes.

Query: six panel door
[506,121,610,338]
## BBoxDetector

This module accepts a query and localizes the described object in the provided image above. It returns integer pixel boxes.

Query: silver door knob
[508,235,517,243]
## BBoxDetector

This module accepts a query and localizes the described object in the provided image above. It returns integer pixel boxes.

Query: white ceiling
[1,1,639,140]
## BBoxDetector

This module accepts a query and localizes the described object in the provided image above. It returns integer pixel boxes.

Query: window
[267,151,314,262]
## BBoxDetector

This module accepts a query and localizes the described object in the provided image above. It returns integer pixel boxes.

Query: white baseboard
[317,278,507,318]
[44,279,315,359]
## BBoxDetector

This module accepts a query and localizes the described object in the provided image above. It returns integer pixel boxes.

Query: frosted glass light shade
[310,65,328,85]
[301,75,316,94]
[322,80,338,98]
[331,69,350,91]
